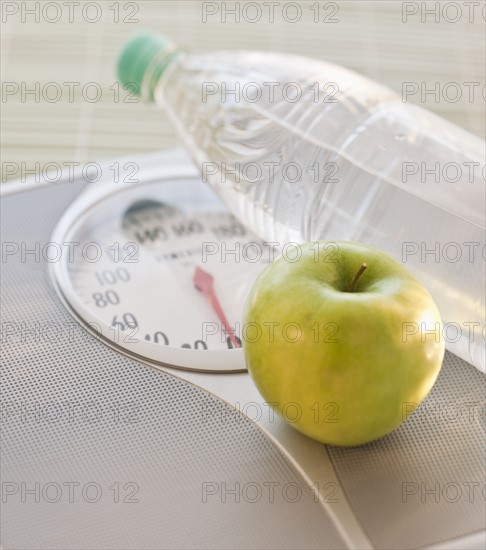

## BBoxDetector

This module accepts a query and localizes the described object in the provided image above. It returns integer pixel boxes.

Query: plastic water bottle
[117,34,486,373]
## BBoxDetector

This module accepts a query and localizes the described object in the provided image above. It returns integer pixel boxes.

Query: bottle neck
[141,46,181,102]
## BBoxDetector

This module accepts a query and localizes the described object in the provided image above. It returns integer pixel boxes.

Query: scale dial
[51,162,274,372]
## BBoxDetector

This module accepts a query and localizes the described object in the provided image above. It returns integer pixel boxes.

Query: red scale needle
[193,267,240,349]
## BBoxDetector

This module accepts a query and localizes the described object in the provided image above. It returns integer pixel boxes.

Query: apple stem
[348,263,368,292]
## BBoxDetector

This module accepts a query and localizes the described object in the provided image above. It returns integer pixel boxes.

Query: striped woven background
[1,0,485,185]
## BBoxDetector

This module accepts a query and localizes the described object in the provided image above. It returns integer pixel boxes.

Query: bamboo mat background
[1,0,485,185]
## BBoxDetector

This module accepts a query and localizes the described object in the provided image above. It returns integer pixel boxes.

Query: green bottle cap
[117,33,176,101]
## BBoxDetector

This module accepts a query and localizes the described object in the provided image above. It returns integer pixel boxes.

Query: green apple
[242,241,444,446]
